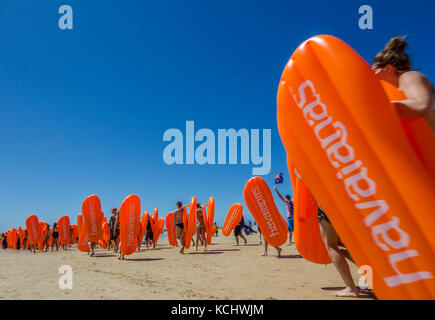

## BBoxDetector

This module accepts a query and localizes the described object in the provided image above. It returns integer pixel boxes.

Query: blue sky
[1,0,434,231]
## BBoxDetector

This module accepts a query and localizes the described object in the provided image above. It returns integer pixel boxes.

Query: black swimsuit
[176,223,184,229]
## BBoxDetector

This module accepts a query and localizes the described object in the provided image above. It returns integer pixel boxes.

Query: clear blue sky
[1,0,434,231]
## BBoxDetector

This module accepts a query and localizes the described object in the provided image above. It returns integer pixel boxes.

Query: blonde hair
[374,36,411,74]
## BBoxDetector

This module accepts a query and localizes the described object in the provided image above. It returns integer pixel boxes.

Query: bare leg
[319,219,359,297]
[262,241,268,256]
[289,231,293,246]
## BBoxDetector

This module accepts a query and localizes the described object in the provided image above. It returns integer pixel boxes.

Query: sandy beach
[0,232,373,300]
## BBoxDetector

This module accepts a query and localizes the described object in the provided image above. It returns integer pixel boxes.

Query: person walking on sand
[274,186,294,246]
[43,224,51,252]
[109,208,120,253]
[234,216,247,246]
[145,214,155,249]
[195,203,207,252]
[51,223,59,252]
[173,201,185,254]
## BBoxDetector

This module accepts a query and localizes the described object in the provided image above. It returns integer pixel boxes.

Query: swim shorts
[287,217,294,232]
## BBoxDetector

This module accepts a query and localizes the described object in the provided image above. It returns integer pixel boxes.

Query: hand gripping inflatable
[287,156,331,265]
[183,197,197,249]
[243,177,288,247]
[222,204,243,237]
[58,216,71,246]
[380,80,435,178]
[277,35,435,299]
[25,215,41,244]
[165,212,177,246]
[119,194,141,255]
[82,195,103,242]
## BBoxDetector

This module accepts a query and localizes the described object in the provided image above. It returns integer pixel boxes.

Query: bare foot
[334,287,360,298]
[262,252,267,256]
[277,247,282,258]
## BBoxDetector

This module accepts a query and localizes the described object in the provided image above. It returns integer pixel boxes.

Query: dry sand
[0,233,374,300]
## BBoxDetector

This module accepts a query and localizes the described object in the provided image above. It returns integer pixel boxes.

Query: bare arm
[273,186,287,203]
[394,72,433,118]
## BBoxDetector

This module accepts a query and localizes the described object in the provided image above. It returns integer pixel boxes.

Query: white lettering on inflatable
[385,250,433,287]
[127,204,136,247]
[355,200,389,226]
[326,122,354,168]
[371,217,410,251]
[344,167,377,201]
[251,187,280,237]
[290,80,433,287]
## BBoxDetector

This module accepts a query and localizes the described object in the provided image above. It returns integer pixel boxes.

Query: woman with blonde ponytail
[373,36,435,130]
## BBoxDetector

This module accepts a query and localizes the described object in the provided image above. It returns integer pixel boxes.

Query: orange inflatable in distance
[287,156,331,265]
[82,195,103,242]
[25,215,41,244]
[202,197,215,245]
[277,35,435,299]
[58,216,71,246]
[222,204,243,237]
[151,208,159,243]
[165,212,177,246]
[155,217,165,243]
[243,177,288,247]
[77,213,83,236]
[119,195,141,255]
[183,197,197,249]
[77,221,90,252]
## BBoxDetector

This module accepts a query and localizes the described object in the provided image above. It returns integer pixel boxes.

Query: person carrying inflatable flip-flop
[173,201,185,254]
[195,203,207,252]
[372,36,435,131]
[234,215,247,246]
[274,186,294,246]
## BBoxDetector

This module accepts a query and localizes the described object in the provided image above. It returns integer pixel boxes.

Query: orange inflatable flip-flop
[119,194,141,255]
[58,216,71,246]
[82,195,103,242]
[202,197,215,245]
[25,215,41,245]
[277,35,435,299]
[77,220,90,252]
[287,156,331,264]
[183,197,197,249]
[165,212,177,246]
[243,177,288,247]
[222,204,243,237]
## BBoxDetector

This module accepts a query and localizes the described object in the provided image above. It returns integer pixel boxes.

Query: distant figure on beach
[195,203,207,252]
[173,201,185,254]
[234,216,247,246]
[51,223,59,252]
[43,224,51,252]
[274,186,294,246]
[145,214,155,249]
[214,222,218,236]
[109,208,120,253]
